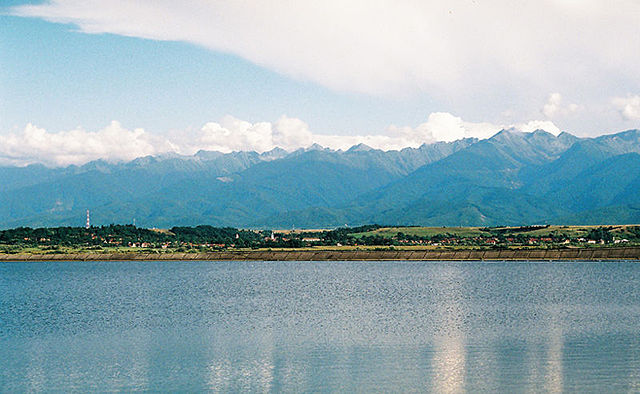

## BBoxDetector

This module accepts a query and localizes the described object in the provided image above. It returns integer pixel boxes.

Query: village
[1,224,638,253]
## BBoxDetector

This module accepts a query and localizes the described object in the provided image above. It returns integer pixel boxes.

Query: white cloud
[11,0,640,99]
[273,117,314,149]
[0,114,561,167]
[386,113,500,144]
[0,121,176,167]
[542,93,580,118]
[612,95,640,120]
[195,116,274,153]
[518,120,561,135]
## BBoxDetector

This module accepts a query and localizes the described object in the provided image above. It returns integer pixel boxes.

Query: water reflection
[538,266,566,394]
[25,342,46,393]
[429,265,467,393]
[2,261,640,392]
[544,322,564,394]
[207,357,275,392]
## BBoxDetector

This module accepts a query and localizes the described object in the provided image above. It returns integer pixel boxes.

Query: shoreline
[1,247,639,261]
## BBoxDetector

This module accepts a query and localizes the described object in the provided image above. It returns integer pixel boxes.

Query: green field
[350,225,640,239]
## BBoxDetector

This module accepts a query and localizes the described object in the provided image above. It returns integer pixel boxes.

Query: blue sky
[1,7,441,136]
[1,1,639,166]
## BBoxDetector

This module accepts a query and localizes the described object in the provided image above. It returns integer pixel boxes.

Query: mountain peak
[557,131,579,143]
[525,129,560,142]
[600,129,640,141]
[489,128,525,142]
[286,143,327,157]
[79,159,114,173]
[530,129,554,136]
[347,143,374,152]
[307,143,325,151]
[195,150,224,160]
[260,147,289,160]
[129,155,157,167]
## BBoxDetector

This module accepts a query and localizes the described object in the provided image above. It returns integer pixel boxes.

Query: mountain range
[1,129,639,229]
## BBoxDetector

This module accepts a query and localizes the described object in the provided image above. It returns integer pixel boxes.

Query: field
[349,225,640,239]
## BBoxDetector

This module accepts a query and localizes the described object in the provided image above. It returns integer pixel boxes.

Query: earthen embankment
[1,247,639,261]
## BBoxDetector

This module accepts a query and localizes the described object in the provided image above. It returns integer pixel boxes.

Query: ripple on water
[1,260,639,392]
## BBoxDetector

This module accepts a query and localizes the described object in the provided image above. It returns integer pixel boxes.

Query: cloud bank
[11,0,640,100]
[0,122,176,167]
[0,114,559,167]
[612,95,640,121]
[542,93,580,118]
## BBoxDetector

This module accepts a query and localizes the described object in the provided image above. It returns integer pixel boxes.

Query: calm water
[1,261,639,392]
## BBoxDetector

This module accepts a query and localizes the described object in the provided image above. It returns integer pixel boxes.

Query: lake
[1,260,639,392]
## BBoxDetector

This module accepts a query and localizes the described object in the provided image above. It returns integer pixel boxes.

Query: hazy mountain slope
[251,130,581,227]
[370,186,566,226]
[0,140,471,228]
[0,164,74,192]
[522,129,640,196]
[347,129,640,226]
[554,205,640,225]
[0,150,272,227]
[340,130,577,223]
[96,142,475,227]
[545,153,640,211]
[0,129,638,228]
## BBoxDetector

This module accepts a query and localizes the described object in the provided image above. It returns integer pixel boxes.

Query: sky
[1,0,639,166]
